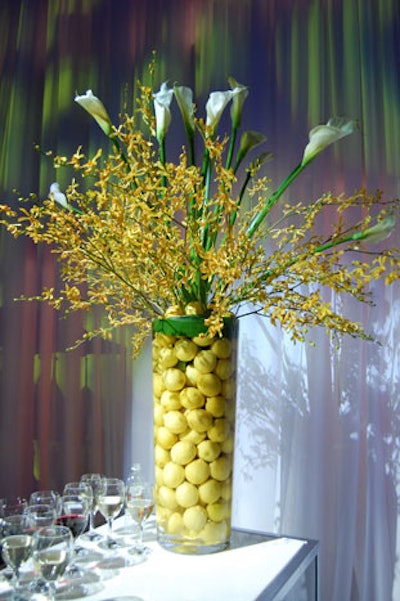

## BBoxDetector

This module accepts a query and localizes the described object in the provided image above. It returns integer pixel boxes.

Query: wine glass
[79,473,105,542]
[25,504,56,531]
[1,497,28,539]
[0,496,28,519]
[125,481,155,557]
[29,490,61,514]
[32,526,73,601]
[1,533,33,599]
[63,481,93,509]
[57,494,90,577]
[96,478,125,550]
[57,494,90,540]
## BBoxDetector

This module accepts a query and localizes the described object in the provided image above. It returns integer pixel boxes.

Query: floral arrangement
[1,62,399,355]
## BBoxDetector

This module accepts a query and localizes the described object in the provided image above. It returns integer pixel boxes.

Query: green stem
[187,132,195,166]
[159,139,167,187]
[246,160,311,239]
[200,152,212,248]
[225,126,237,171]
[229,170,251,228]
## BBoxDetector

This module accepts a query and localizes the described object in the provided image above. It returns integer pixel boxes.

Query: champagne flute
[97,478,125,550]
[1,533,33,600]
[32,526,73,601]
[79,473,105,542]
[125,481,155,557]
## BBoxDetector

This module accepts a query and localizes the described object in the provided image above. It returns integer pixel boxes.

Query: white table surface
[0,521,315,601]
[74,526,308,601]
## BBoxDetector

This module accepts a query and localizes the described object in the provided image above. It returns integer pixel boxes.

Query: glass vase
[152,315,238,554]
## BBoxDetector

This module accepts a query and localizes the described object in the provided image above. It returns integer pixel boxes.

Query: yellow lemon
[170,440,197,465]
[210,456,232,481]
[211,338,232,359]
[197,440,221,462]
[174,339,198,362]
[193,350,217,374]
[197,373,222,397]
[185,459,210,485]
[176,481,199,508]
[163,410,188,434]
[183,505,207,532]
[186,409,213,433]
[163,367,186,391]
[198,479,222,505]
[180,386,205,410]
[163,461,186,488]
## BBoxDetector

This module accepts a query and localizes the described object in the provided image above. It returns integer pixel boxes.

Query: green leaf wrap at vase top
[153,315,237,339]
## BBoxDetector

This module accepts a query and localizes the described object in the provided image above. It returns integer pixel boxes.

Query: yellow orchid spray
[1,63,399,355]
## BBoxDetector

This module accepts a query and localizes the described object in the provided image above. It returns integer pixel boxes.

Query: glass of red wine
[57,494,90,581]
[58,494,89,539]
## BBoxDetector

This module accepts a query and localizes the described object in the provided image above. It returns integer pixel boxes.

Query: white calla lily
[228,76,249,129]
[49,183,69,209]
[74,90,112,136]
[173,85,195,136]
[153,82,174,143]
[362,215,396,244]
[205,90,234,133]
[302,117,358,165]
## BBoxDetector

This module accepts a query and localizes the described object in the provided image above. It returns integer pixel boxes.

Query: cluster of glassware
[0,465,154,600]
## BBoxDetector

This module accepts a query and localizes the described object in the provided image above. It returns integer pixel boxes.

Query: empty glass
[80,473,106,542]
[29,490,60,513]
[25,504,56,531]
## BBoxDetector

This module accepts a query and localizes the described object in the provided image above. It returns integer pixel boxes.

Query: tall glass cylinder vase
[152,315,238,554]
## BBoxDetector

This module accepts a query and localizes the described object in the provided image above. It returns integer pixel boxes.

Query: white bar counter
[79,526,319,601]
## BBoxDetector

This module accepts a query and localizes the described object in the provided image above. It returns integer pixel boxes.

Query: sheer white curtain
[230,279,400,601]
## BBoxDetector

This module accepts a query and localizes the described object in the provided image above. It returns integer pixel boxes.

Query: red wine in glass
[56,513,87,538]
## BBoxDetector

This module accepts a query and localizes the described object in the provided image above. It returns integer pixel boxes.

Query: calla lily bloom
[205,90,234,133]
[49,183,69,209]
[236,130,266,164]
[301,117,358,166]
[153,82,174,143]
[173,85,195,137]
[362,215,396,244]
[74,90,112,136]
[228,76,249,129]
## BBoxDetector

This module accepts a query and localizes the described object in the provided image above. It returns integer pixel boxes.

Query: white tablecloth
[81,535,306,601]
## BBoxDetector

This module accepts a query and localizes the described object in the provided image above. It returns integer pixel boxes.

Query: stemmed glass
[29,490,61,514]
[79,473,105,542]
[1,532,33,600]
[125,481,155,557]
[96,478,125,550]
[0,496,28,519]
[57,493,90,578]
[1,497,28,540]
[57,494,90,541]
[32,526,73,601]
[25,504,56,531]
